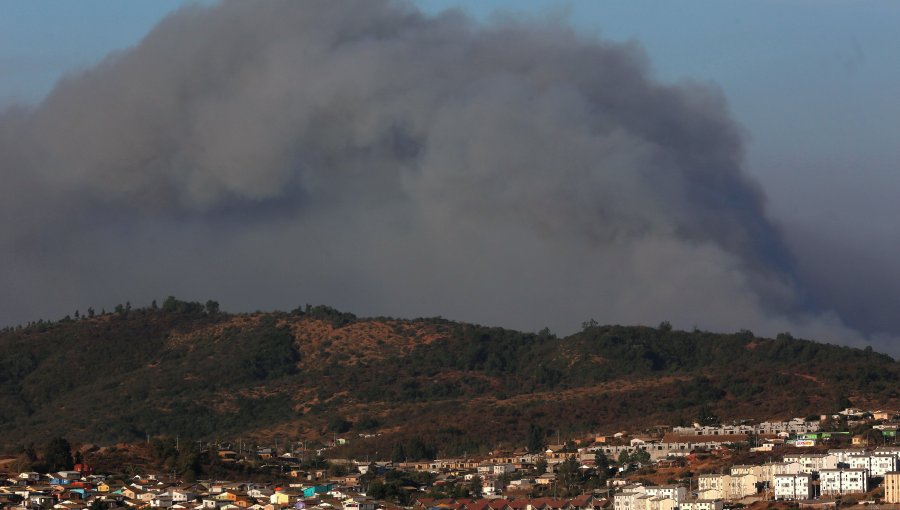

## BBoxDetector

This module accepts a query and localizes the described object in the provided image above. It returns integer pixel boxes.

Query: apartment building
[819,469,868,496]
[773,474,813,500]
[884,472,900,503]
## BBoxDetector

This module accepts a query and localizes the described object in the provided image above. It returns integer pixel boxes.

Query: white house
[168,490,197,503]
[492,463,515,475]
[342,498,375,510]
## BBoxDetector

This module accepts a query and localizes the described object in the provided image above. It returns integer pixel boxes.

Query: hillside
[1,299,898,455]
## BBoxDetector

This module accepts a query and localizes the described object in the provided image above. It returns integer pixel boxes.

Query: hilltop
[1,298,898,455]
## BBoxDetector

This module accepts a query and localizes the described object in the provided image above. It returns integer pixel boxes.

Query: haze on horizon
[2,0,900,355]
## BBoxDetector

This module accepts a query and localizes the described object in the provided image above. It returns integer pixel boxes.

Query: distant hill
[1,298,897,456]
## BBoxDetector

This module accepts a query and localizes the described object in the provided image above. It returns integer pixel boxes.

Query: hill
[1,298,898,456]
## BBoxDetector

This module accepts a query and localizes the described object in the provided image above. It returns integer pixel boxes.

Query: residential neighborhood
[6,407,900,510]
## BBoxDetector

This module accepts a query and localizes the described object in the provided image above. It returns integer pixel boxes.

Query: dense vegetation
[1,299,898,457]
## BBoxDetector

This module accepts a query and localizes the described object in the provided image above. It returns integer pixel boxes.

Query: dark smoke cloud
[0,1,884,351]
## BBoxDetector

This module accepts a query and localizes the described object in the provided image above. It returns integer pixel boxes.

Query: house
[535,474,556,485]
[342,498,375,510]
[50,474,76,486]
[151,495,175,508]
[218,451,238,462]
[169,489,198,503]
[269,493,291,506]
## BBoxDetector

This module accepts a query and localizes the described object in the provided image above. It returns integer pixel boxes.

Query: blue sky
[3,0,900,348]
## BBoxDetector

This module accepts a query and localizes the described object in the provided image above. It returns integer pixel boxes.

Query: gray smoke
[0,1,885,351]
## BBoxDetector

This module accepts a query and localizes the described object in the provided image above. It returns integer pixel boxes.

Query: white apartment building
[782,453,837,474]
[671,419,819,437]
[696,474,755,500]
[614,487,645,510]
[829,449,866,466]
[698,475,727,500]
[679,501,723,510]
[819,468,868,496]
[856,453,897,477]
[644,485,687,502]
[671,425,754,436]
[646,496,678,510]
[614,484,687,510]
[731,465,764,477]
[773,474,813,500]
[760,461,803,486]
[728,474,758,499]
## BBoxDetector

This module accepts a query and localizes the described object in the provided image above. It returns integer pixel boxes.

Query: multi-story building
[679,500,723,510]
[782,453,837,474]
[819,468,868,496]
[839,451,897,476]
[728,474,758,499]
[884,472,900,503]
[614,484,687,510]
[730,465,764,477]
[773,474,813,500]
[697,475,727,500]
[614,486,645,510]
[696,474,755,501]
[828,449,866,466]
[643,485,687,502]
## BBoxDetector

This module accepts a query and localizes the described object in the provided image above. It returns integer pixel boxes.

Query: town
[5,407,900,510]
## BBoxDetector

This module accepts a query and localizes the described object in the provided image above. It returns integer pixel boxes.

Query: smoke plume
[0,1,886,352]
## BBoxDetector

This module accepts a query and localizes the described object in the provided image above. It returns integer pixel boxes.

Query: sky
[2,0,900,354]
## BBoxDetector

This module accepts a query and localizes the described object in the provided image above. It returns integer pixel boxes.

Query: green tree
[391,443,406,463]
[557,457,581,495]
[535,458,547,475]
[23,443,37,462]
[527,423,546,453]
[44,437,74,471]
[328,416,352,434]
[632,449,650,464]
[467,476,483,497]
